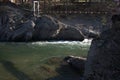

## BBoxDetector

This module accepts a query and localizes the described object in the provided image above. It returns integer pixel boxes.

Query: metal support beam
[33,1,40,16]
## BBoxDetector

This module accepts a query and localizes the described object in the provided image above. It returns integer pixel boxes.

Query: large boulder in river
[0,2,103,42]
[0,2,102,42]
[75,24,100,39]
[33,15,59,40]
[83,17,120,80]
[33,15,84,41]
[64,56,86,75]
[55,25,84,41]
[0,2,85,41]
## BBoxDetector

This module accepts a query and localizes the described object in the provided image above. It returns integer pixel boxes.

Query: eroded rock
[64,56,86,75]
[84,17,120,80]
[0,3,85,42]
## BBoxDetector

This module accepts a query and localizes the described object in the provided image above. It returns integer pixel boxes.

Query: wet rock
[76,24,100,39]
[0,3,85,42]
[64,56,86,74]
[84,16,120,80]
[0,2,100,42]
[33,15,60,40]
[33,15,84,41]
[56,25,84,41]
[11,20,35,41]
[0,12,35,41]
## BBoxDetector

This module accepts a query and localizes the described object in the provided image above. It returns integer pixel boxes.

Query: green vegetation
[0,42,89,80]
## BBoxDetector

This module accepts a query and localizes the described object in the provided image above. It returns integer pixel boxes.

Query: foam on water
[0,39,92,50]
[31,39,92,46]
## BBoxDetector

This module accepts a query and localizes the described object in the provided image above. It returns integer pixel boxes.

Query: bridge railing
[38,1,113,15]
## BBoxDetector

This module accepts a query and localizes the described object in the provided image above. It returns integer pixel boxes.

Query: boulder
[34,15,84,41]
[0,2,101,42]
[33,15,60,40]
[0,3,85,42]
[64,56,86,74]
[83,16,120,80]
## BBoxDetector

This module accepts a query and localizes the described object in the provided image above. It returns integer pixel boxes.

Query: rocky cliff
[83,16,120,80]
[0,2,85,42]
[64,15,120,80]
[0,2,100,42]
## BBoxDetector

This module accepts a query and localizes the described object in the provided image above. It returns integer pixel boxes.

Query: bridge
[33,0,113,15]
[14,0,114,16]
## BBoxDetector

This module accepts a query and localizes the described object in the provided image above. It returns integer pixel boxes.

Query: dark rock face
[55,25,84,41]
[33,15,85,41]
[34,16,59,40]
[0,2,102,42]
[0,12,35,41]
[0,3,85,42]
[0,2,34,42]
[11,20,35,41]
[84,20,120,80]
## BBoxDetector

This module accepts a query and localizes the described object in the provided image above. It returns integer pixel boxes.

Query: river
[0,39,91,80]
